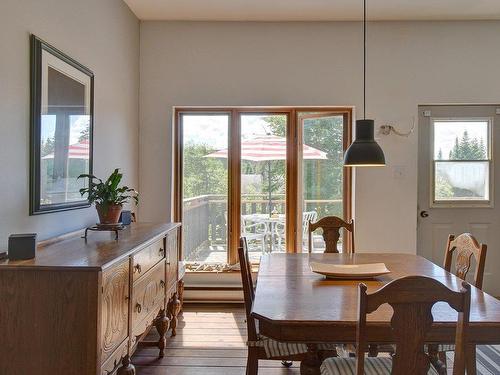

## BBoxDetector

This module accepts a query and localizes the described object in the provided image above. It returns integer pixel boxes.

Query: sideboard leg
[178,279,185,315]
[169,292,182,336]
[116,355,135,375]
[155,308,170,357]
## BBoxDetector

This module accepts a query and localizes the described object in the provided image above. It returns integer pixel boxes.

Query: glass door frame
[174,107,353,265]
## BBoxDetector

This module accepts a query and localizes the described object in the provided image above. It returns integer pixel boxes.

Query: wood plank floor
[133,304,300,375]
[133,304,467,374]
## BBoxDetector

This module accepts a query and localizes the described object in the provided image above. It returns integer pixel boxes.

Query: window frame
[430,116,494,208]
[173,106,353,266]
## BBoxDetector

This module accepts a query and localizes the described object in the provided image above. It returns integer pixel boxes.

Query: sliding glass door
[175,107,352,266]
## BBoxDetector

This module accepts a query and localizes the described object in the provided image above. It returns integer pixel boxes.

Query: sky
[41,115,90,144]
[182,114,278,149]
[433,120,488,159]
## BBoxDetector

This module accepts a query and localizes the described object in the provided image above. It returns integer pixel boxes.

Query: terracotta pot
[96,204,123,225]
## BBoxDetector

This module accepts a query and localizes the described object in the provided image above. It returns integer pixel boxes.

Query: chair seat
[247,335,308,358]
[425,344,456,352]
[248,335,339,359]
[321,357,439,375]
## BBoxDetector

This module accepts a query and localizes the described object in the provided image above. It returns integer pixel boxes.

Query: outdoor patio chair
[241,215,268,253]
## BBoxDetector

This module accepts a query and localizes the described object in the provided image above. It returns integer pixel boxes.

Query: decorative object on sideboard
[78,168,138,225]
[30,34,94,215]
[0,252,8,261]
[8,233,37,260]
[120,210,133,225]
[78,168,138,240]
[82,223,125,240]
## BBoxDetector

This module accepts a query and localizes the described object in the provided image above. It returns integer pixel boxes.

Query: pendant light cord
[363,0,366,119]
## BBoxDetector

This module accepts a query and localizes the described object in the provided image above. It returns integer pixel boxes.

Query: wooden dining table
[251,253,500,375]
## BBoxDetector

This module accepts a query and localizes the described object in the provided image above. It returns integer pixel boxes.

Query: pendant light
[344,0,385,167]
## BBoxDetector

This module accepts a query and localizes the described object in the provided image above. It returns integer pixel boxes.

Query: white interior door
[417,105,499,296]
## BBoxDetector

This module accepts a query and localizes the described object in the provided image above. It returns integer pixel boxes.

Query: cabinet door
[101,260,130,363]
[165,229,179,290]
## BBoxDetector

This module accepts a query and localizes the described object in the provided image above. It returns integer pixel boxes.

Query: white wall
[139,20,500,254]
[0,0,139,247]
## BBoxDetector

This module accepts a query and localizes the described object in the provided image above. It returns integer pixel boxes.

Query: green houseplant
[78,169,138,225]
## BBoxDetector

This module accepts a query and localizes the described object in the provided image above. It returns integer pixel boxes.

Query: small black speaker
[8,233,37,260]
[120,210,132,225]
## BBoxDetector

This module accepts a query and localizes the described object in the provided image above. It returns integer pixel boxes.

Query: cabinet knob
[135,303,142,313]
[159,248,165,256]
[160,280,165,288]
[134,264,142,273]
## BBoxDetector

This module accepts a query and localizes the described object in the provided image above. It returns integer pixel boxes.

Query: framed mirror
[30,35,94,214]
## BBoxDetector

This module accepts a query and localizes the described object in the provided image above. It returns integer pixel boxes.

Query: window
[431,118,492,206]
[174,107,352,268]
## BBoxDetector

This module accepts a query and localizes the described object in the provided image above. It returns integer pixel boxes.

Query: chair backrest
[238,237,258,341]
[443,233,487,289]
[355,276,471,375]
[308,216,355,253]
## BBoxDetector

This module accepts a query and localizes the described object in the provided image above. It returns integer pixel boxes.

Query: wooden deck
[133,304,300,374]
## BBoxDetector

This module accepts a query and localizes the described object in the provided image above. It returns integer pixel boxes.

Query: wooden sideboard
[0,222,183,375]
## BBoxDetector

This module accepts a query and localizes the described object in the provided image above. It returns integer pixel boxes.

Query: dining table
[250,252,500,375]
[242,213,285,252]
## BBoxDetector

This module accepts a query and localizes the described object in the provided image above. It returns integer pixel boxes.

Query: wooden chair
[238,237,308,374]
[321,275,471,375]
[308,216,355,253]
[428,233,487,374]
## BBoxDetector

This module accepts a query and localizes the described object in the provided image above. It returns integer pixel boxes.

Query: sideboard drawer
[132,238,165,282]
[131,261,166,328]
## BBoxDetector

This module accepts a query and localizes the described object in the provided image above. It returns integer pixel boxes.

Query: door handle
[420,210,429,218]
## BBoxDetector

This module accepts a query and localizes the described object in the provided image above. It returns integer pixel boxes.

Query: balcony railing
[183,194,342,263]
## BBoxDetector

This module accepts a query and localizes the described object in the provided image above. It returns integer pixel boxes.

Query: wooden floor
[133,304,468,375]
[133,304,300,374]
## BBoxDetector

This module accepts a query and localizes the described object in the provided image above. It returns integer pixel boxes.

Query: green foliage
[183,142,228,198]
[183,115,346,218]
[41,137,55,157]
[78,127,90,142]
[266,115,344,201]
[449,130,486,160]
[78,168,138,206]
[435,174,454,198]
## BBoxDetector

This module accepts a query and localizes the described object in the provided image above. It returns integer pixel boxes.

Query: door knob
[420,210,429,218]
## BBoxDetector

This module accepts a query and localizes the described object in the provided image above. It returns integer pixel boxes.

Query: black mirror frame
[29,35,94,215]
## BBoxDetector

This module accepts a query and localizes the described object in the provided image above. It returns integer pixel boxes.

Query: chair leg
[246,355,258,375]
[428,344,447,375]
[465,344,477,375]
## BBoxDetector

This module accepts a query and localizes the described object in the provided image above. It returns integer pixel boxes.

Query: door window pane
[434,120,489,160]
[435,161,489,201]
[300,114,345,252]
[240,114,287,257]
[182,114,229,265]
[432,119,491,204]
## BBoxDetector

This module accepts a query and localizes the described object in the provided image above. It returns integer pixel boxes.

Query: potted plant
[78,169,139,225]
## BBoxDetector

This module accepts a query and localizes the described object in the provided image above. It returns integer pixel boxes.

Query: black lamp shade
[344,119,385,166]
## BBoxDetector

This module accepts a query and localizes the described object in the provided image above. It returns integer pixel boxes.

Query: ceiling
[123,0,500,21]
